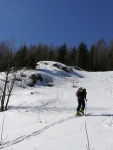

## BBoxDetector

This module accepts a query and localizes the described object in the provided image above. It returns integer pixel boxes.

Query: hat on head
[78,87,83,92]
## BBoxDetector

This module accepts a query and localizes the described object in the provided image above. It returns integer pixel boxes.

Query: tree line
[0,38,113,72]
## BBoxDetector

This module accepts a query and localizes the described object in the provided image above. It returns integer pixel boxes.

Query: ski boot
[80,109,84,115]
[76,111,82,116]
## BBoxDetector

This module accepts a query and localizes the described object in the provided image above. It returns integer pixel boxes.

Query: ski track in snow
[1,113,112,149]
[0,115,83,149]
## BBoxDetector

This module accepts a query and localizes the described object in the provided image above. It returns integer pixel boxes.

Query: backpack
[76,91,79,97]
[76,91,80,97]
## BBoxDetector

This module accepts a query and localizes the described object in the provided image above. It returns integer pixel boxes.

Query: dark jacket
[78,90,86,100]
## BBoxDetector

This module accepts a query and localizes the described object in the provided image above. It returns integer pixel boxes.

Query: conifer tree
[57,43,67,64]
[107,39,113,70]
[77,42,89,70]
[70,47,77,66]
[88,45,96,71]
[14,45,28,69]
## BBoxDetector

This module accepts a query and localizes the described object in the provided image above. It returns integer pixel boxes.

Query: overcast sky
[0,0,113,48]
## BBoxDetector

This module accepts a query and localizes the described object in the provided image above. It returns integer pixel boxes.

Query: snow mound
[15,61,84,88]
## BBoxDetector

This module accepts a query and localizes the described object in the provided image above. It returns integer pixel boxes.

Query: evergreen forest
[1,38,113,72]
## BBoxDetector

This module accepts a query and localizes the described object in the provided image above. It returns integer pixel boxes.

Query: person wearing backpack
[76,87,87,116]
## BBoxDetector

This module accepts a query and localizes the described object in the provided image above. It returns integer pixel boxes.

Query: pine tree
[14,45,28,69]
[88,45,97,71]
[107,40,113,70]
[77,42,89,70]
[71,47,77,66]
[57,43,67,64]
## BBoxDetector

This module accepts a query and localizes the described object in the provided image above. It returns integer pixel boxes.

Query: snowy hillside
[0,61,113,150]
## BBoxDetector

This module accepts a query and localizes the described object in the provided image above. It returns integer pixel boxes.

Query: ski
[85,113,93,116]
[75,113,93,117]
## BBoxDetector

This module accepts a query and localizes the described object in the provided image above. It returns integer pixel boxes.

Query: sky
[0,0,113,49]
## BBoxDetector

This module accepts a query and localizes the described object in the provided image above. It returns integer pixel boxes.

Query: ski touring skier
[76,87,87,116]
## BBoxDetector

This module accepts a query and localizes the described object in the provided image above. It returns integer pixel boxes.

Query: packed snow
[0,61,113,150]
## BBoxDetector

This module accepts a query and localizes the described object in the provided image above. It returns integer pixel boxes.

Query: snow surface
[0,61,113,150]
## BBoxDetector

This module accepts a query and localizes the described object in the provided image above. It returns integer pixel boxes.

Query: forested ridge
[0,38,113,71]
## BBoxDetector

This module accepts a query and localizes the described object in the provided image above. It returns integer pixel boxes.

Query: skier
[76,87,87,116]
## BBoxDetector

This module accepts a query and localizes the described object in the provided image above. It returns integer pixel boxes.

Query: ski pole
[85,100,87,115]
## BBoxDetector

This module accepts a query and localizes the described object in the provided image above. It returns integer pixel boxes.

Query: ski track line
[0,115,82,149]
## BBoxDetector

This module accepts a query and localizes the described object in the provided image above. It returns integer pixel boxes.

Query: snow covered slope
[0,61,113,150]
